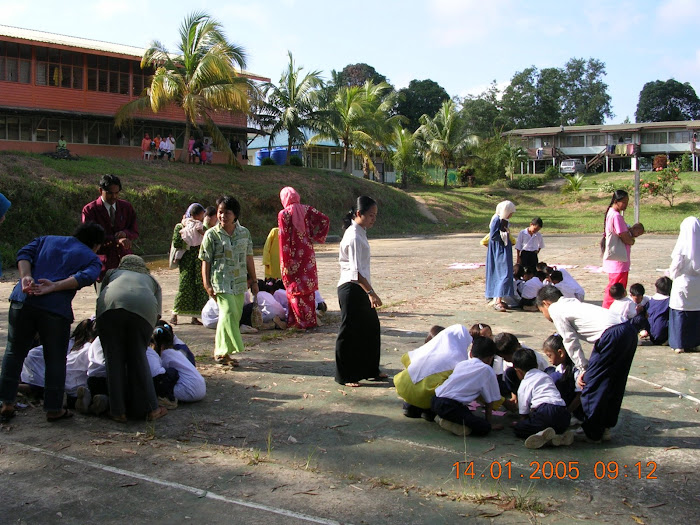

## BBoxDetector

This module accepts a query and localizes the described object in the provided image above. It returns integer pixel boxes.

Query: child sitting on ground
[431,337,504,437]
[517,268,545,311]
[493,332,549,406]
[608,283,637,320]
[515,217,544,269]
[639,277,672,345]
[395,325,471,420]
[512,347,573,448]
[548,270,585,302]
[468,323,492,339]
[152,325,206,403]
[541,334,582,421]
[75,336,109,415]
[629,283,650,312]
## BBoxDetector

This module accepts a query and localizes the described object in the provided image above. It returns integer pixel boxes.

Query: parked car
[560,159,586,174]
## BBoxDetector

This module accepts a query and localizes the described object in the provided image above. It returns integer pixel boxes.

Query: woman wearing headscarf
[485,200,516,312]
[668,216,700,353]
[170,203,209,325]
[96,255,167,422]
[277,187,330,329]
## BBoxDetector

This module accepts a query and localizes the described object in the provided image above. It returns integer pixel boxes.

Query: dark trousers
[581,322,638,441]
[97,309,158,418]
[0,302,71,412]
[87,376,109,396]
[520,250,538,270]
[153,368,179,400]
[514,403,571,438]
[335,283,381,384]
[431,396,492,436]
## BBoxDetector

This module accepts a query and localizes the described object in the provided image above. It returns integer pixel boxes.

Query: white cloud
[657,0,697,25]
[93,0,137,20]
[426,0,517,47]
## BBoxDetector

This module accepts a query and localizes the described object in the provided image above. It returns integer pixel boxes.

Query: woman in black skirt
[335,196,388,387]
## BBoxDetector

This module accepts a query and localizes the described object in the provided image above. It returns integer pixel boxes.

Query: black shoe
[402,402,423,418]
[421,410,436,422]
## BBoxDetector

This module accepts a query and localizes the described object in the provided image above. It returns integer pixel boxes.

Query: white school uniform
[406,325,471,383]
[146,348,166,377]
[553,278,585,301]
[64,342,90,395]
[495,346,548,375]
[161,348,206,402]
[434,358,500,404]
[87,337,106,378]
[21,341,88,395]
[519,277,544,300]
[609,297,637,320]
[515,229,545,252]
[556,363,583,392]
[517,369,566,415]
[548,298,625,371]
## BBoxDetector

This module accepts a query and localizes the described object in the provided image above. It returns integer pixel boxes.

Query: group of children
[18,319,205,417]
[506,262,586,312]
[395,322,584,449]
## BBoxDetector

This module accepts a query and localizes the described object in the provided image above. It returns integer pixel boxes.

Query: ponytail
[600,190,628,253]
[342,196,377,230]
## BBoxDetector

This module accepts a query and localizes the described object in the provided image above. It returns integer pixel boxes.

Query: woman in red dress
[278,187,330,329]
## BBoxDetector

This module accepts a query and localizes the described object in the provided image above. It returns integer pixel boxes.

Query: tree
[635,79,700,122]
[389,125,418,188]
[501,67,538,129]
[561,58,613,125]
[259,52,323,164]
[459,81,507,137]
[414,100,478,189]
[395,79,450,132]
[115,12,252,164]
[331,63,388,89]
[499,142,528,180]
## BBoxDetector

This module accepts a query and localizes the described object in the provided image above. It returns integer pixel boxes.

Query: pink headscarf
[280,186,306,233]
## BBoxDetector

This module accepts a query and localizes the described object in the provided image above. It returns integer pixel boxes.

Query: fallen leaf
[498,498,516,510]
[120,482,138,487]
[631,516,645,524]
[644,503,666,508]
[121,449,137,455]
[664,446,679,451]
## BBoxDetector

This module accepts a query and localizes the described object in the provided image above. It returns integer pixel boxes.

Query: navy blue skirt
[669,308,700,350]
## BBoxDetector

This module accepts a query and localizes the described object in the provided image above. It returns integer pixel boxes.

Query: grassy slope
[0,151,431,266]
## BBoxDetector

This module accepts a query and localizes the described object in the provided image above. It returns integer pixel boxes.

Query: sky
[2,0,698,124]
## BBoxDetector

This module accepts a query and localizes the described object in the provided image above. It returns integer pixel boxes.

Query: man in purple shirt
[81,174,138,280]
[0,223,104,423]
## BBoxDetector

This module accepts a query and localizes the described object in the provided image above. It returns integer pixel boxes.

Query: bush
[680,153,692,172]
[457,166,475,186]
[544,166,559,181]
[641,159,681,206]
[289,155,303,166]
[507,176,542,190]
[261,157,276,166]
[652,154,667,171]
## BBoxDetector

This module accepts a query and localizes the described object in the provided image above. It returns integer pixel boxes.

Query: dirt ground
[1,233,699,525]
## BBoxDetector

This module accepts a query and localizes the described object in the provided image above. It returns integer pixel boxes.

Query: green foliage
[289,155,303,166]
[641,160,681,206]
[598,181,616,194]
[499,142,528,180]
[261,157,276,166]
[395,79,450,132]
[680,152,692,172]
[635,79,700,122]
[561,174,585,196]
[469,133,507,185]
[544,166,560,181]
[507,176,542,190]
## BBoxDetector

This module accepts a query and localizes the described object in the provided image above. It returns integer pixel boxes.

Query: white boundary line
[627,375,700,404]
[5,441,344,525]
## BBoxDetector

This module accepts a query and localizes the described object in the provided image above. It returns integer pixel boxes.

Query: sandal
[147,406,168,421]
[344,382,361,388]
[214,355,240,367]
[109,414,128,423]
[371,372,389,381]
[47,409,73,422]
[493,302,507,312]
[190,318,203,325]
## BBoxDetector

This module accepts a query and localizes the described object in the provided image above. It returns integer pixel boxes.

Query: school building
[504,120,700,173]
[0,24,268,163]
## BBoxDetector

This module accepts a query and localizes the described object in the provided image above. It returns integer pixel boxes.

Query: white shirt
[515,229,545,252]
[161,348,206,402]
[87,337,106,378]
[670,253,700,311]
[548,298,625,371]
[338,222,371,287]
[406,325,471,383]
[273,289,288,308]
[100,197,116,220]
[517,369,566,415]
[146,348,166,377]
[553,278,585,300]
[494,347,548,375]
[65,342,90,395]
[609,297,637,320]
[556,363,582,392]
[434,358,500,404]
[519,277,544,300]
[244,290,287,322]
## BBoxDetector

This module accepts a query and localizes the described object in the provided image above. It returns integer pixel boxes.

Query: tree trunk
[286,143,292,165]
[401,169,408,189]
[179,121,191,163]
[342,145,349,173]
[443,164,449,189]
[363,158,370,179]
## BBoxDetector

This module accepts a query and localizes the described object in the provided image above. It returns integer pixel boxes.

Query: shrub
[680,183,693,194]
[544,166,559,181]
[289,155,303,166]
[641,160,681,206]
[261,157,276,166]
[507,176,542,190]
[561,174,584,196]
[457,166,475,186]
[652,154,667,171]
[680,153,692,172]
[598,181,616,194]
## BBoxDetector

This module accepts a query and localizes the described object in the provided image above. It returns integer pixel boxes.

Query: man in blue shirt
[0,223,104,423]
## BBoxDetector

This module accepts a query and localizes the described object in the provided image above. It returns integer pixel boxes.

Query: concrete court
[0,232,698,525]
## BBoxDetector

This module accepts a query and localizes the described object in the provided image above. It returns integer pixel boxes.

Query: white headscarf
[671,216,700,273]
[406,324,472,383]
[493,200,515,245]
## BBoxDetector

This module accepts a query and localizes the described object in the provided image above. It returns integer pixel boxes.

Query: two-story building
[0,24,268,162]
[504,120,700,173]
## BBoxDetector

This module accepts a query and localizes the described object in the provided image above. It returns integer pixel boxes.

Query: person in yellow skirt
[262,227,281,280]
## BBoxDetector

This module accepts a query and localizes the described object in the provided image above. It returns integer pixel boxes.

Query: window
[72,120,84,143]
[307,147,326,169]
[87,56,135,95]
[19,117,31,141]
[6,117,19,140]
[563,135,584,147]
[641,132,667,144]
[611,134,633,144]
[587,134,605,147]
[0,116,5,139]
[0,43,30,84]
[353,154,362,171]
[34,46,83,90]
[330,148,343,170]
[669,131,690,143]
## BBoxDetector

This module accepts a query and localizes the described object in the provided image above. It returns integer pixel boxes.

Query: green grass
[0,151,431,266]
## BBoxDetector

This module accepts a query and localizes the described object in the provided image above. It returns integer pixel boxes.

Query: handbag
[603,232,628,262]
[169,243,186,269]
[250,295,263,329]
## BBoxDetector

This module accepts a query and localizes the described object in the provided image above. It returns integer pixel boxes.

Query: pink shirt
[602,208,631,273]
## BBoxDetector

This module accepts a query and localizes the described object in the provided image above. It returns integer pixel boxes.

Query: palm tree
[390,125,418,189]
[311,80,396,175]
[115,11,252,164]
[259,52,323,165]
[414,100,478,188]
[499,142,529,180]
